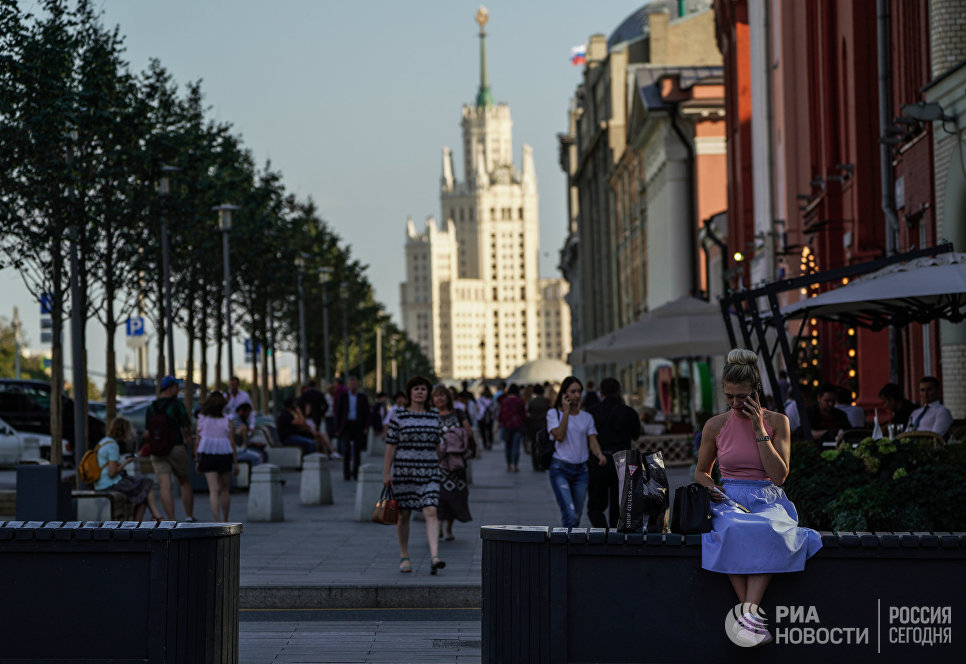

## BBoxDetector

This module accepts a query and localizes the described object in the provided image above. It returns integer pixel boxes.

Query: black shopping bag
[670,483,713,534]
[614,449,669,533]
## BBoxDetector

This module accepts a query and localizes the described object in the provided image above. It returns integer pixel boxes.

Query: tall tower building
[400,7,571,380]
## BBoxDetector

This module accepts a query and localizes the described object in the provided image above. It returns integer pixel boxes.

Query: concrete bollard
[367,430,386,459]
[353,464,385,522]
[299,453,333,505]
[247,464,284,522]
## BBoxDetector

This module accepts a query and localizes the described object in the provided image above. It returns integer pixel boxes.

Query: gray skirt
[107,475,154,506]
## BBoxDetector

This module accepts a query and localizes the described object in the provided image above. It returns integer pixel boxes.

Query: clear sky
[1,0,644,382]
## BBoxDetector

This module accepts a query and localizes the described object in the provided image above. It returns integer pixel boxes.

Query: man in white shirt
[908,376,953,437]
[224,376,253,419]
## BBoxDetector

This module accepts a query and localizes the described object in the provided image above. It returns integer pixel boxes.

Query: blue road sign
[40,293,53,315]
[244,339,262,355]
[126,317,145,336]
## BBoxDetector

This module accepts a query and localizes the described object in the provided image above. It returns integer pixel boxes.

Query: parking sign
[126,317,145,336]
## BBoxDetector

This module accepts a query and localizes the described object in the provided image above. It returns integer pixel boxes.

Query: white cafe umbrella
[571,296,731,365]
[505,358,572,384]
[780,253,966,328]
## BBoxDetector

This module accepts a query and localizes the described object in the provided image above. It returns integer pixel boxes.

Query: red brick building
[714,0,942,416]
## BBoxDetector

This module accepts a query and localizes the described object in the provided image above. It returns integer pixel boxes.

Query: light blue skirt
[701,479,822,574]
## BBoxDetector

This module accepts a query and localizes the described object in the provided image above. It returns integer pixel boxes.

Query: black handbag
[614,449,669,533]
[670,483,713,534]
[536,409,558,469]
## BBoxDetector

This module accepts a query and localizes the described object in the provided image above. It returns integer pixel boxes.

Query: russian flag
[570,44,586,66]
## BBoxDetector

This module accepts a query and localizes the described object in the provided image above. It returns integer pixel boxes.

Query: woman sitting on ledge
[695,348,822,647]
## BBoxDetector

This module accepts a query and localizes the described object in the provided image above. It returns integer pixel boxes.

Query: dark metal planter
[482,526,966,664]
[0,520,242,663]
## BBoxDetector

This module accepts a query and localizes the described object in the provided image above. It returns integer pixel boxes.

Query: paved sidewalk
[231,443,690,608]
[240,610,481,664]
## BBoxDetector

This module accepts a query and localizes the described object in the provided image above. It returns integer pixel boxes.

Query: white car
[0,417,25,467]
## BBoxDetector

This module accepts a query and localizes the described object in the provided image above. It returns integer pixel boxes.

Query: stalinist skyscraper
[400,7,571,380]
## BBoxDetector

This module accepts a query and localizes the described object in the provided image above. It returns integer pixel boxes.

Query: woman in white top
[194,392,238,522]
[546,376,607,527]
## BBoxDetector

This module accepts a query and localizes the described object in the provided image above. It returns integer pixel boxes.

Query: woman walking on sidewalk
[194,392,239,522]
[432,385,473,541]
[383,376,446,574]
[546,376,607,528]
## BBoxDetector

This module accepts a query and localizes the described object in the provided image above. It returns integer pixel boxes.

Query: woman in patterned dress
[432,385,473,541]
[383,376,446,574]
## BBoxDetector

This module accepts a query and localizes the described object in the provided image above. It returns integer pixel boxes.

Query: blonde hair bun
[726,348,759,366]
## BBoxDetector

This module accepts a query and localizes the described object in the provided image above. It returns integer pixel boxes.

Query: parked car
[0,378,106,460]
[0,416,25,467]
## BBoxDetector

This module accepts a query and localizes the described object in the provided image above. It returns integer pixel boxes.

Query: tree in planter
[0,0,86,463]
[76,13,154,423]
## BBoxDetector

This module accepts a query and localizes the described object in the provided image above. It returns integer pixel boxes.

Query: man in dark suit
[587,378,641,528]
[336,376,370,480]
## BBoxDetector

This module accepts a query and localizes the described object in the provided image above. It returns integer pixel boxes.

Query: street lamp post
[214,204,239,382]
[341,282,349,378]
[480,338,486,383]
[375,312,383,393]
[319,267,333,384]
[159,165,179,377]
[295,254,309,385]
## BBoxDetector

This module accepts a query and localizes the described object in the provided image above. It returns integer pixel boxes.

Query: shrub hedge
[784,438,966,531]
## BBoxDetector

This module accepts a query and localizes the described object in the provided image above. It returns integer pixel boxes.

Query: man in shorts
[146,375,196,521]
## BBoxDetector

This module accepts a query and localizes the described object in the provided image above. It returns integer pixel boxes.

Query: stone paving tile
[241,620,482,664]
[232,441,690,590]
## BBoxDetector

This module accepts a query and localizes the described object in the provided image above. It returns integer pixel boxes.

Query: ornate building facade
[400,9,571,380]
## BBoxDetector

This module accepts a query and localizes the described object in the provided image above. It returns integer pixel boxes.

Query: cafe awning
[780,253,966,329]
[570,296,731,365]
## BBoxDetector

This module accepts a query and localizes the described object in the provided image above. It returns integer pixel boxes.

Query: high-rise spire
[475,6,494,108]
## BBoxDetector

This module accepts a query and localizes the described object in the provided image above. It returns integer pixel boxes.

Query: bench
[72,490,133,521]
[481,526,965,663]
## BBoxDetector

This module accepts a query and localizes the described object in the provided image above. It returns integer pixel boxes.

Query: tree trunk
[260,317,269,415]
[105,281,118,423]
[50,246,64,466]
[185,299,196,416]
[199,300,209,401]
[156,329,165,397]
[249,314,259,412]
[215,316,223,391]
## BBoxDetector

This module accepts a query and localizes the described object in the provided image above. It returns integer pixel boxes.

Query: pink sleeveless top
[716,413,773,481]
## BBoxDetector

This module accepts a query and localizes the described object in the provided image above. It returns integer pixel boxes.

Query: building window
[491,208,496,220]
[493,287,498,301]
[519,207,524,220]
[521,287,526,299]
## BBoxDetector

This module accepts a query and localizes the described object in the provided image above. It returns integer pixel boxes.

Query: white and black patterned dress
[386,408,442,511]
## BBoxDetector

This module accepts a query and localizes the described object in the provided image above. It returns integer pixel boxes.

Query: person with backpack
[498,384,527,473]
[145,375,196,522]
[87,417,161,521]
[476,387,494,451]
[526,384,552,470]
[194,392,238,522]
[432,385,473,541]
[587,377,641,528]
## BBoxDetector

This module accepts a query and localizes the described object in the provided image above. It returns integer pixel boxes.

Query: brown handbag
[371,485,399,525]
